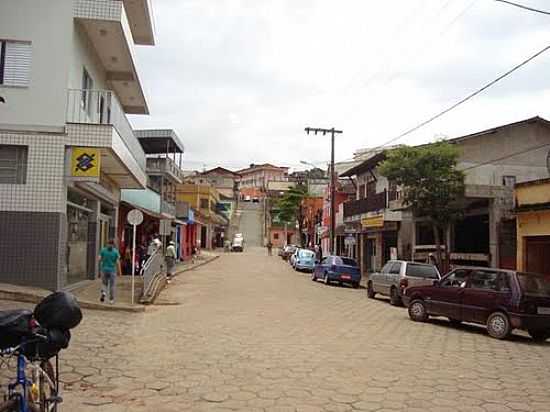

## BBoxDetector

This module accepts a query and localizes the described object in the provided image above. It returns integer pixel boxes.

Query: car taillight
[400,278,408,290]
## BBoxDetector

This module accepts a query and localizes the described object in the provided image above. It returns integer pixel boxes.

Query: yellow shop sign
[361,215,384,228]
[71,147,100,177]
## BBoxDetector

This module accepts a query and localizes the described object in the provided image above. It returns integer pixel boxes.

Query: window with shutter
[0,40,32,87]
[0,145,28,184]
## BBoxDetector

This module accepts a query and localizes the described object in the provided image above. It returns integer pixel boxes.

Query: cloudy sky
[129,0,550,172]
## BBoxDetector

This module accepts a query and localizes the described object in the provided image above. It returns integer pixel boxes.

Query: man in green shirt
[98,239,121,304]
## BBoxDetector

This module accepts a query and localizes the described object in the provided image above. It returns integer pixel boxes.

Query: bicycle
[0,329,62,412]
[0,292,82,412]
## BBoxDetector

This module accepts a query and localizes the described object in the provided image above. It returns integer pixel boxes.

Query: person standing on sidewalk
[165,240,177,283]
[98,239,121,304]
[266,241,273,256]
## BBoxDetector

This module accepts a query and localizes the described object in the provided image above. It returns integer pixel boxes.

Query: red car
[403,267,550,341]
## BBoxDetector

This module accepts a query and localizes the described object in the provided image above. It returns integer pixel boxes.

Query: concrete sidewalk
[0,251,219,312]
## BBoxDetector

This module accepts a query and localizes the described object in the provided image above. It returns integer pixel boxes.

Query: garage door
[525,236,550,275]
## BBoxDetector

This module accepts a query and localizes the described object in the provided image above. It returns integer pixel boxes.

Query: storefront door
[525,236,550,275]
[66,203,92,285]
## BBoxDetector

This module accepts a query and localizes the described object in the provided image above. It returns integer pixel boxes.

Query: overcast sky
[129,0,550,172]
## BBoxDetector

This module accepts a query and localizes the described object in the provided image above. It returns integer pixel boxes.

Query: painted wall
[517,211,550,271]
[516,180,550,206]
[516,180,550,271]
[0,0,73,129]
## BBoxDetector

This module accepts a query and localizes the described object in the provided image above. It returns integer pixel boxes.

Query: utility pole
[304,127,342,255]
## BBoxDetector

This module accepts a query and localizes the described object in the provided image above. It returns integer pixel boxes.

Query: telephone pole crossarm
[304,126,342,255]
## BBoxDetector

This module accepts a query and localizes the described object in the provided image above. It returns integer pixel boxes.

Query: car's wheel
[390,287,402,306]
[448,318,462,326]
[528,329,550,342]
[323,272,330,285]
[486,312,511,339]
[367,281,376,299]
[352,281,359,289]
[408,299,428,322]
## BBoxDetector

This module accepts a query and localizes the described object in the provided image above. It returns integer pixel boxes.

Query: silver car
[367,260,440,306]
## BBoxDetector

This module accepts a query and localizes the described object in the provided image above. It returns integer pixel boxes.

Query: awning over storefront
[120,201,162,219]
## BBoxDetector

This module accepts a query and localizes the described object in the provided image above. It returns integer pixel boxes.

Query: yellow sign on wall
[361,215,384,228]
[71,147,101,177]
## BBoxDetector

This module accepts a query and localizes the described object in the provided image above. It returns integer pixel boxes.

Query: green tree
[271,185,308,245]
[378,142,465,270]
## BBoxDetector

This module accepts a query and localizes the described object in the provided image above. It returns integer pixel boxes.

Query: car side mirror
[432,280,440,287]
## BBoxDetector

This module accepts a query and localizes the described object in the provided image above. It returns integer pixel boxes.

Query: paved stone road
[2,249,550,411]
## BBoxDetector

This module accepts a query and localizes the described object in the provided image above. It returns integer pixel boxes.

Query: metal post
[131,224,136,305]
[330,128,336,255]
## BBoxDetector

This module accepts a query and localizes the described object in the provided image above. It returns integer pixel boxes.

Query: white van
[232,236,244,252]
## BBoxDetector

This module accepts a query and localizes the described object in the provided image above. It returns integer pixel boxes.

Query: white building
[0,0,155,289]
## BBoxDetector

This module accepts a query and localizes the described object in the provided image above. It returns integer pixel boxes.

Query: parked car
[367,260,440,306]
[403,267,550,341]
[289,248,300,267]
[293,249,316,272]
[280,244,297,261]
[312,256,361,288]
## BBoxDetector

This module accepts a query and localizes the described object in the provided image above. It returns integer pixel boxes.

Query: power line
[374,43,550,150]
[461,141,550,172]
[495,0,550,16]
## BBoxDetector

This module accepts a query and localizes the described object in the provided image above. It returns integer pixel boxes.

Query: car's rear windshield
[517,273,550,297]
[406,263,439,279]
[334,257,357,267]
[299,250,315,258]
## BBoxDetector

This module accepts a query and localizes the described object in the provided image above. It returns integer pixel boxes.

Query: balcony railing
[343,191,387,218]
[146,157,184,182]
[66,89,146,171]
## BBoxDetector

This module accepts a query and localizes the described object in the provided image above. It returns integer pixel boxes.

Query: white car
[289,248,301,267]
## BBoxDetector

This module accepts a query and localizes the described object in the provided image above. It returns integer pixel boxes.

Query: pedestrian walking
[165,240,177,283]
[98,239,121,304]
[267,241,273,256]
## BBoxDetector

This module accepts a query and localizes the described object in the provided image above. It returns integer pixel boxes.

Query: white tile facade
[0,131,66,213]
[73,0,122,22]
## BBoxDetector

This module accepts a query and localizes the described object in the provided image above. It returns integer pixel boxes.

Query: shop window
[200,198,209,209]
[0,145,28,184]
[274,233,279,240]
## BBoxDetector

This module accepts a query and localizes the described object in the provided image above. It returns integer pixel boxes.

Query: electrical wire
[494,0,550,16]
[461,141,550,172]
[373,43,550,150]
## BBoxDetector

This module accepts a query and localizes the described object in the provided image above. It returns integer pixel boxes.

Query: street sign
[127,209,144,226]
[126,209,143,305]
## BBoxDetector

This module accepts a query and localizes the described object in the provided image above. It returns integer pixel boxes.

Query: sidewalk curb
[0,289,145,313]
[173,255,220,277]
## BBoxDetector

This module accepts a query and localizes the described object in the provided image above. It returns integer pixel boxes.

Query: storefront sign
[361,215,384,228]
[71,147,101,177]
[345,235,356,246]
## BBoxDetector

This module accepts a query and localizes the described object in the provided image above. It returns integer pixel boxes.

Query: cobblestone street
[2,249,550,411]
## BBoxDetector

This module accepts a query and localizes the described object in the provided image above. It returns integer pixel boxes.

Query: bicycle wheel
[39,360,58,412]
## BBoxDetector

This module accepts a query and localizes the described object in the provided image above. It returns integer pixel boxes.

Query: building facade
[0,0,155,289]
[515,178,550,275]
[237,163,289,196]
[342,117,550,277]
